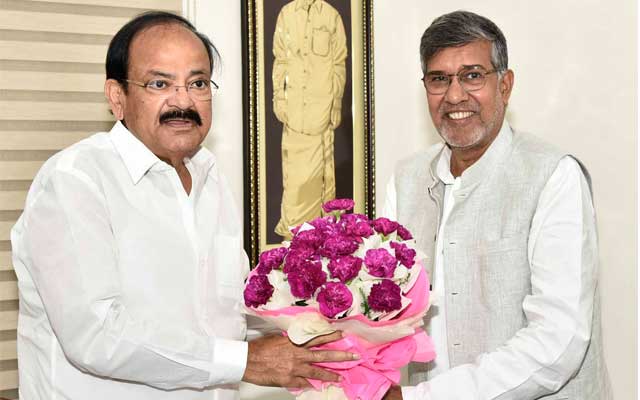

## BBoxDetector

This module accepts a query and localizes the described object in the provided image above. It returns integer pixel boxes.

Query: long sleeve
[330,10,347,108]
[15,166,247,390]
[272,10,288,105]
[402,156,598,400]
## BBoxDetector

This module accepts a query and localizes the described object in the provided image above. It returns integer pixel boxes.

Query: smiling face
[105,23,212,163]
[425,40,513,151]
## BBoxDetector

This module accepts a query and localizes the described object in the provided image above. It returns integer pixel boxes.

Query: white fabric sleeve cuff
[209,337,248,385]
[401,385,430,400]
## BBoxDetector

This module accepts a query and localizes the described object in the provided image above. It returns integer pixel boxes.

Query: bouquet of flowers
[243,199,435,400]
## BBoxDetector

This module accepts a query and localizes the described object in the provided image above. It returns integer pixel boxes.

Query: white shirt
[11,122,249,400]
[383,150,596,400]
[423,146,458,377]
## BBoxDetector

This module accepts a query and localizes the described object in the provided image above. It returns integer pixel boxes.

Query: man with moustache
[11,11,355,400]
[382,11,611,400]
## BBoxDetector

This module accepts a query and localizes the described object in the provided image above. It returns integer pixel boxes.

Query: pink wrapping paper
[297,330,435,400]
[247,267,435,399]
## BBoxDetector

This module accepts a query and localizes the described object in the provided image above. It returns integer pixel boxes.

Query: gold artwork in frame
[242,0,375,266]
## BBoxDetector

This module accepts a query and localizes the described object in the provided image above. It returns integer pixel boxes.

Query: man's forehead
[128,23,210,74]
[134,22,196,42]
[426,40,493,72]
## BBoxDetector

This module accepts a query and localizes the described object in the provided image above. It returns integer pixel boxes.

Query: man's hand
[242,331,356,388]
[383,385,403,400]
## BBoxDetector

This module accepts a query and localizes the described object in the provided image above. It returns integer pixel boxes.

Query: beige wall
[196,1,637,398]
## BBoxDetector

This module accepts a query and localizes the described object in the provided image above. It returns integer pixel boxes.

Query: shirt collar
[108,121,218,185]
[296,0,323,12]
[189,145,217,181]
[435,146,455,185]
[109,121,161,185]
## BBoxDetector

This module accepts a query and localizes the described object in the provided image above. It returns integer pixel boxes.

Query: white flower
[354,234,383,258]
[345,278,373,317]
[296,222,316,233]
[393,264,410,282]
[263,269,295,309]
[320,256,331,277]
[357,267,384,283]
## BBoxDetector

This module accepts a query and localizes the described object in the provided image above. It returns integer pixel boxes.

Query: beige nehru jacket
[394,128,611,399]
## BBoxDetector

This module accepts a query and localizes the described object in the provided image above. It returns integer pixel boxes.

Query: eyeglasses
[123,78,219,101]
[421,67,501,95]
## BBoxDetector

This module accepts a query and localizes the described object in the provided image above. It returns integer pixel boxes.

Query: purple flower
[368,279,402,312]
[287,263,327,299]
[290,228,325,250]
[322,198,355,213]
[328,256,363,282]
[255,247,288,275]
[390,241,416,268]
[341,213,374,239]
[309,216,336,230]
[244,275,274,307]
[364,248,397,278]
[317,282,353,318]
[320,234,359,259]
[396,224,413,240]
[371,217,399,236]
[283,247,318,274]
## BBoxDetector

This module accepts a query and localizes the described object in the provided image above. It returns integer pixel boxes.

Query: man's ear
[499,69,514,106]
[104,79,125,121]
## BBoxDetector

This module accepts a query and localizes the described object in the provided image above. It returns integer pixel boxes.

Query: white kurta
[384,148,597,399]
[11,122,249,400]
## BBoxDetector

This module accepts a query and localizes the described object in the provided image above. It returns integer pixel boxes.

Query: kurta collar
[295,0,323,12]
[109,121,162,185]
[429,120,513,190]
[189,146,217,182]
[435,146,455,185]
[108,121,216,185]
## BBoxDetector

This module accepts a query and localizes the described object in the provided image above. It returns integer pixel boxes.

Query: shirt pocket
[312,27,330,56]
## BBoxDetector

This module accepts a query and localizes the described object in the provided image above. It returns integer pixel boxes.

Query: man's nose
[166,86,195,108]
[444,76,469,104]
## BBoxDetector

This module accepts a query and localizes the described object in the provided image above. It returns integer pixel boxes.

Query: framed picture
[242,0,375,266]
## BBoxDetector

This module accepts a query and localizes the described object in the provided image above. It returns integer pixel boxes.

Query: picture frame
[242,0,375,266]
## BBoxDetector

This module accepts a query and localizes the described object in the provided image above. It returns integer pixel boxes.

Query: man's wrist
[383,385,403,400]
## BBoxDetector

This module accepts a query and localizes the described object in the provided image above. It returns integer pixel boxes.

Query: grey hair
[420,10,508,74]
